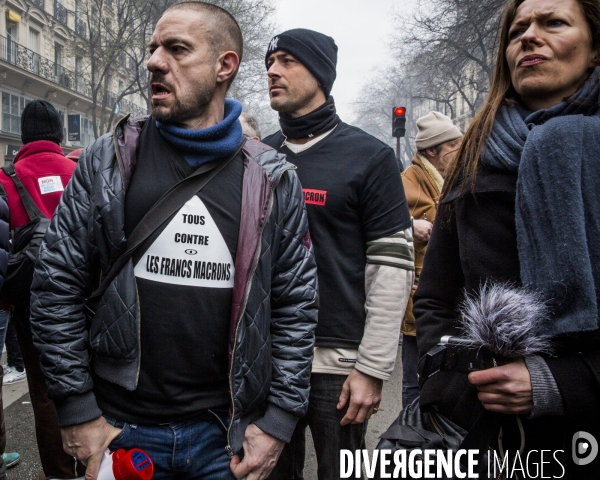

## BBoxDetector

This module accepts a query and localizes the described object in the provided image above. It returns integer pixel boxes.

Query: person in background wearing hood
[263,28,413,479]
[400,111,462,406]
[0,99,80,480]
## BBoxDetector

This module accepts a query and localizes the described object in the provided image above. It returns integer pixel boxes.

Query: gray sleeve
[525,355,564,418]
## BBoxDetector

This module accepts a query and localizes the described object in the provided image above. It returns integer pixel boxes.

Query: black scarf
[279,96,340,140]
[481,68,600,336]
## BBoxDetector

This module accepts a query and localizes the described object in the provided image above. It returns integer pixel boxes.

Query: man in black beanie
[0,99,81,479]
[263,30,414,479]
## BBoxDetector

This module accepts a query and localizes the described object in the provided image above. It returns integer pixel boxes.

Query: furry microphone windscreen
[459,283,553,359]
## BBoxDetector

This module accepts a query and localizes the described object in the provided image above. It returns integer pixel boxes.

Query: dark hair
[442,0,600,197]
[164,1,243,87]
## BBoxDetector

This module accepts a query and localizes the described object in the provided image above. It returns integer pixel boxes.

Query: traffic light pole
[396,137,403,172]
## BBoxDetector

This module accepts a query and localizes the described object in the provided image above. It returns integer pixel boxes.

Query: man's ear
[216,51,240,85]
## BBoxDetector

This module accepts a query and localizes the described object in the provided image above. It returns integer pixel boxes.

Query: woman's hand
[468,361,533,415]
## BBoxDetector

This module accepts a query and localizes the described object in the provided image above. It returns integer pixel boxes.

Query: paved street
[2,348,402,480]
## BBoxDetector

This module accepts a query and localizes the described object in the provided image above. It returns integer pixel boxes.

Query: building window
[29,28,39,53]
[71,116,96,147]
[2,91,32,134]
[6,19,18,64]
[54,43,63,67]
[81,116,95,146]
[91,7,98,36]
[54,0,67,25]
[54,42,64,81]
[106,19,112,43]
[75,56,85,94]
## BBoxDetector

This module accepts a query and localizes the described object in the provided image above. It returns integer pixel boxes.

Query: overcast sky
[274,0,413,122]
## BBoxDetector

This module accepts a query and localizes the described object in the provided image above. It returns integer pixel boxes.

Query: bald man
[30,3,318,479]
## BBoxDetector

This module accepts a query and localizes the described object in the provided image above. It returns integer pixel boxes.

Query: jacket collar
[414,154,444,193]
[114,115,293,191]
[14,140,64,163]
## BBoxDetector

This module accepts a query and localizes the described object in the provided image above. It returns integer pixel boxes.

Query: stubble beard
[269,87,317,117]
[269,94,303,115]
[152,80,216,126]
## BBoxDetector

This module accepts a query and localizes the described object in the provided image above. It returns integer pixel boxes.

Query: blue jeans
[0,310,7,349]
[104,412,235,480]
[401,334,420,406]
[268,373,366,480]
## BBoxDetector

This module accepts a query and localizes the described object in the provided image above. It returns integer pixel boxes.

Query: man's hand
[468,361,533,415]
[413,219,433,244]
[61,416,122,480]
[338,369,383,426]
[230,424,285,480]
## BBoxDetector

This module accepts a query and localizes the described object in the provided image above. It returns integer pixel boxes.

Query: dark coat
[414,166,600,478]
[0,189,8,289]
[0,191,6,480]
[29,115,319,455]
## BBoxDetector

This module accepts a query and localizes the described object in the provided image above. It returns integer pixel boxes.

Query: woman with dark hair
[414,0,600,476]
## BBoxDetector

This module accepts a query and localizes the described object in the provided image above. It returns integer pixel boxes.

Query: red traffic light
[392,106,407,138]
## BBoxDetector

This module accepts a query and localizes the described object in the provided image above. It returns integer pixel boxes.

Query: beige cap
[415,111,462,150]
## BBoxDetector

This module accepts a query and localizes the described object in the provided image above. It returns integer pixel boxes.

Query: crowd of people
[0,0,598,478]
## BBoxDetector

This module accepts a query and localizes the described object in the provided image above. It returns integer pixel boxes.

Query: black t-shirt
[263,123,410,348]
[95,120,242,424]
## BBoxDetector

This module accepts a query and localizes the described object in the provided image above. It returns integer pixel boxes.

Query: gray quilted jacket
[30,115,318,454]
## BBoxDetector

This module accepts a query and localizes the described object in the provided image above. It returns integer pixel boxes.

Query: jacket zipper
[133,278,141,385]
[225,165,296,457]
[112,116,128,195]
[112,117,142,386]
[429,410,443,436]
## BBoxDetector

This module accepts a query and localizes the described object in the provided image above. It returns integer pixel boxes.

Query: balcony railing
[30,0,44,9]
[75,16,86,38]
[54,0,67,25]
[0,35,147,118]
[0,34,91,96]
[120,98,146,117]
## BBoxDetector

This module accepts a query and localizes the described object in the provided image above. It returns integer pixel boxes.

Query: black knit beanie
[265,28,338,97]
[21,100,64,145]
